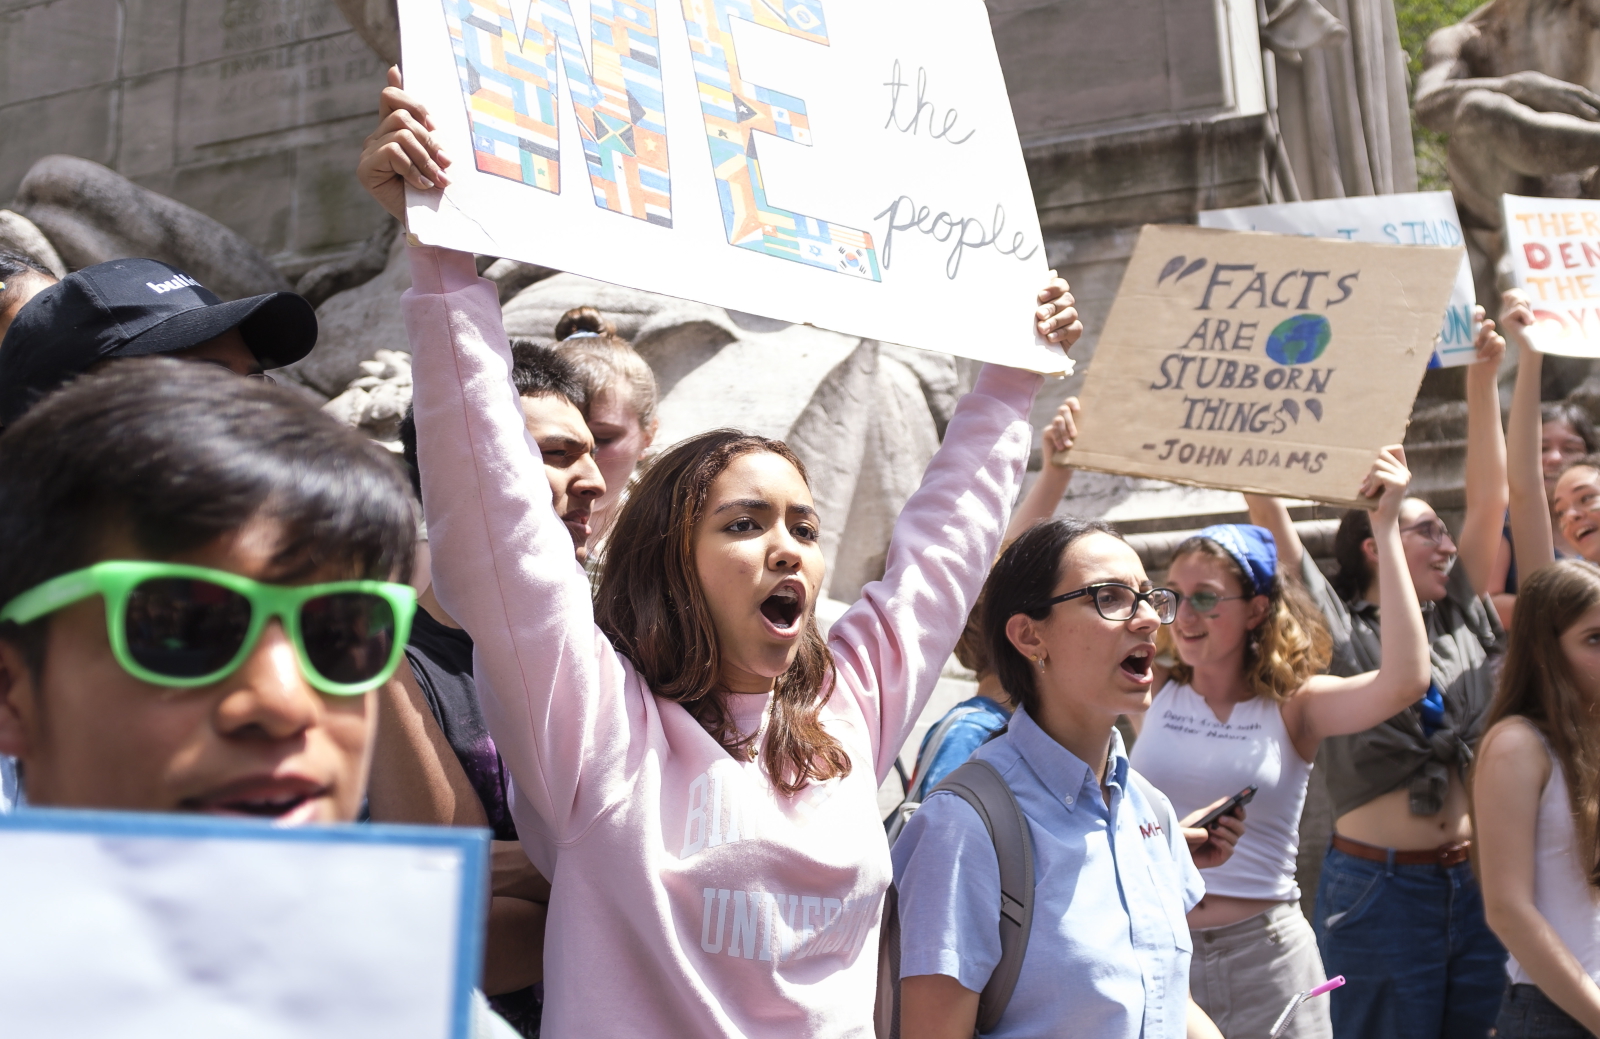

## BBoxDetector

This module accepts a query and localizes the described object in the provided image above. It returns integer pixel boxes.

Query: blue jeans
[1495,984,1596,1039]
[1314,847,1506,1039]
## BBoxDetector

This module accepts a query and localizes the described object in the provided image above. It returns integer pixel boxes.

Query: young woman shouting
[359,71,1080,1037]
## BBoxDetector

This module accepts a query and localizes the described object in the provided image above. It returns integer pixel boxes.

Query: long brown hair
[593,428,850,795]
[1476,560,1600,889]
[1159,537,1332,702]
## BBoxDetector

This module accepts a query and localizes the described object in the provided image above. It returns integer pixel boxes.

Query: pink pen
[1269,975,1346,1037]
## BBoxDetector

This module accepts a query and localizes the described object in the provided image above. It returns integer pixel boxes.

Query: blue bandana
[1197,524,1278,597]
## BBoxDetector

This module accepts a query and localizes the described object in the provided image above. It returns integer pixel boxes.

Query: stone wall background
[0,0,391,280]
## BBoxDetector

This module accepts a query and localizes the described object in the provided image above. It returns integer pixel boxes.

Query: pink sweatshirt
[402,246,1041,1038]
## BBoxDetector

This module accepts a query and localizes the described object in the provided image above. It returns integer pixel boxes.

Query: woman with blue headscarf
[1129,446,1431,1039]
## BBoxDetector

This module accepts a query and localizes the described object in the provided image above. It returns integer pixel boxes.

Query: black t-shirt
[405,608,517,842]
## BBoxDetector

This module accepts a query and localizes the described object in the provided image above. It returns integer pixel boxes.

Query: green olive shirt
[1299,552,1504,818]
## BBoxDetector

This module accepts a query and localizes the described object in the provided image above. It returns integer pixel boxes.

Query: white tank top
[1508,722,1600,985]
[1130,681,1312,901]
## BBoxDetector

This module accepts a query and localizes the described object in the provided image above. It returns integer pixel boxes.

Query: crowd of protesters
[3,65,1600,1039]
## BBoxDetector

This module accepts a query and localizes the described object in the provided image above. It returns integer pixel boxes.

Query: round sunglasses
[0,562,416,696]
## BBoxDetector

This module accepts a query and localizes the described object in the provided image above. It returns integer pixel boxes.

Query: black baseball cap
[0,258,317,426]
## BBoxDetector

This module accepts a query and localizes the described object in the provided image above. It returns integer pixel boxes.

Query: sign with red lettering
[1503,195,1600,356]
[1068,225,1461,507]
[395,0,1065,373]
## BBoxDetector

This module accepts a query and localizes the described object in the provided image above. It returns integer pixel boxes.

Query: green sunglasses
[0,562,417,696]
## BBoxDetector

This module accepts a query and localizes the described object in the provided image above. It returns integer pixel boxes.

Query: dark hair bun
[555,305,616,341]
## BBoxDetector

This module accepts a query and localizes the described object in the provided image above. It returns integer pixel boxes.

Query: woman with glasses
[1244,322,1510,1039]
[1126,446,1427,1039]
[893,517,1233,1038]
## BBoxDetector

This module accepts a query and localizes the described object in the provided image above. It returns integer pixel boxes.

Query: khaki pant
[1189,901,1332,1039]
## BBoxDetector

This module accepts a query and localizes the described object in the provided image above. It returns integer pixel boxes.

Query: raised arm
[830,283,1077,779]
[362,76,635,842]
[1002,394,1079,544]
[1503,291,1555,572]
[1282,448,1431,759]
[1459,309,1509,594]
[1244,493,1304,573]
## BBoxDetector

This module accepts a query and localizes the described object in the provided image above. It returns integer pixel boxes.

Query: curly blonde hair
[1160,537,1333,702]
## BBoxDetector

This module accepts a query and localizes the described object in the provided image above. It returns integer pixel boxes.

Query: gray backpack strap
[930,759,1035,1035]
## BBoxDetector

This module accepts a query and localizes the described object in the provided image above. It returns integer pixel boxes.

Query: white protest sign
[1200,191,1479,367]
[397,0,1065,373]
[1502,194,1600,356]
[0,810,487,1039]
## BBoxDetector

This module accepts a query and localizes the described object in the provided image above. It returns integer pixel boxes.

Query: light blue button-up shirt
[892,707,1204,1039]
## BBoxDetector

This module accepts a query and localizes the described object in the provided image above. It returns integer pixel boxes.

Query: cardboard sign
[0,810,488,1039]
[1068,225,1461,507]
[396,0,1065,373]
[1200,191,1479,367]
[1502,194,1600,357]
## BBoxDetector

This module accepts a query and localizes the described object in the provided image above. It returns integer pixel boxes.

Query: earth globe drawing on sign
[1265,314,1331,365]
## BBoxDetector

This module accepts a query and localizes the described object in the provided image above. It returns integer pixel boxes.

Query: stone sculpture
[10,156,292,301]
[1416,0,1600,304]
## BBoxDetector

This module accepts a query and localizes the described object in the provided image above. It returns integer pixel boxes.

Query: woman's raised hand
[1037,273,1083,348]
[1470,305,1506,368]
[1500,289,1536,348]
[358,66,453,222]
[1043,396,1082,468]
[1358,445,1412,523]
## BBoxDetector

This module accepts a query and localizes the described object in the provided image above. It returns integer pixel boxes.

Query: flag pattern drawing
[442,0,673,226]
[679,0,880,279]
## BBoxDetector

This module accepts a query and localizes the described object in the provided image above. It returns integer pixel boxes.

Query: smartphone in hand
[1194,785,1257,830]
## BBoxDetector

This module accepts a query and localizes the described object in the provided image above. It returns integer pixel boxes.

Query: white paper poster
[1200,191,1479,367]
[397,0,1066,373]
[1502,193,1600,357]
[0,810,487,1039]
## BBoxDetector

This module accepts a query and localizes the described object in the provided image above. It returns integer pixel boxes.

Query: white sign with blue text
[0,810,488,1039]
[397,0,1065,373]
[1200,191,1478,367]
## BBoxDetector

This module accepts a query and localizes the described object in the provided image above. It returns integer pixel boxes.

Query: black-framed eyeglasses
[1027,583,1178,625]
[1175,590,1250,614]
[1400,518,1453,547]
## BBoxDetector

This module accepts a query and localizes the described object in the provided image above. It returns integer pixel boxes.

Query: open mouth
[1120,645,1154,681]
[562,510,592,542]
[759,582,805,634]
[183,778,328,824]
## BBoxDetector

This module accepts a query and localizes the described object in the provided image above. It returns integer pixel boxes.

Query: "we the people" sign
[1068,225,1461,507]
[397,0,1066,373]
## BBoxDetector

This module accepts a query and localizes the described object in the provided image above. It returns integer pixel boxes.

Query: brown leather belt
[1332,833,1471,867]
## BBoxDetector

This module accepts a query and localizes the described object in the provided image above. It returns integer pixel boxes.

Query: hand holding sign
[1036,272,1081,347]
[1359,446,1412,521]
[360,67,452,221]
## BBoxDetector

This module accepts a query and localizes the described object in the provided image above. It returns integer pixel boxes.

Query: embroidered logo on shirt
[1140,821,1164,839]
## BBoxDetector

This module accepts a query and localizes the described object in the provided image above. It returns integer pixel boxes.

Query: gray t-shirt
[1300,552,1504,817]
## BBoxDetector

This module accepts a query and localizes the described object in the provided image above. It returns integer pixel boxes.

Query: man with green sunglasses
[0,358,415,825]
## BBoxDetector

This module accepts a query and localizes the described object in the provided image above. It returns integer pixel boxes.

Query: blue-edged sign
[0,808,487,1039]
